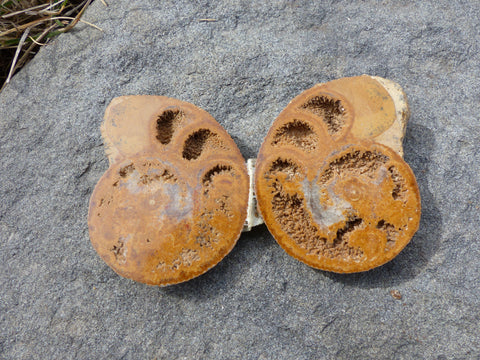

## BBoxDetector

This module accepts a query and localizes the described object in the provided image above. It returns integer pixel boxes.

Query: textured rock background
[0,1,479,359]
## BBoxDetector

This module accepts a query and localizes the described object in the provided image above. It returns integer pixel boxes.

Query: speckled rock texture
[0,1,479,359]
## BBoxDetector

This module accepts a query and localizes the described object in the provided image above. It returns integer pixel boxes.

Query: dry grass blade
[10,23,55,77]
[57,0,92,33]
[0,0,103,92]
[5,25,29,84]
[1,3,50,18]
[39,0,66,14]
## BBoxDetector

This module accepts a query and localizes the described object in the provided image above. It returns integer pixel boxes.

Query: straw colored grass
[0,0,102,92]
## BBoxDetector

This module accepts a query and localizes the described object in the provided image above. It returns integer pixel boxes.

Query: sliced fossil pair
[88,75,421,286]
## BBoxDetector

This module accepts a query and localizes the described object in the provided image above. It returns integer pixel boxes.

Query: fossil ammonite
[88,96,249,285]
[255,76,421,273]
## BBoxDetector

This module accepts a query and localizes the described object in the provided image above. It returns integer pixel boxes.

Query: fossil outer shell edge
[89,97,249,285]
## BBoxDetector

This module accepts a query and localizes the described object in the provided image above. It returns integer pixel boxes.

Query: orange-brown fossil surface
[255,76,421,273]
[286,75,410,156]
[89,96,249,285]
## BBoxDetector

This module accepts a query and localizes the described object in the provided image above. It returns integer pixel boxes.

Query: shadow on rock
[324,123,443,288]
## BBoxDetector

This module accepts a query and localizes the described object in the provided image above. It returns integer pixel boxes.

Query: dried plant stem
[5,26,29,85]
[0,17,51,37]
[50,16,103,32]
[57,0,92,33]
[1,3,51,19]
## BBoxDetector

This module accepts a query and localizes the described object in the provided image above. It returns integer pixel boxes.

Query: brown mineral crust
[255,139,421,273]
[265,112,333,160]
[286,87,355,142]
[90,96,249,285]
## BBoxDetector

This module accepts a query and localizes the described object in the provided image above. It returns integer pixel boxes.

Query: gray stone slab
[0,1,479,359]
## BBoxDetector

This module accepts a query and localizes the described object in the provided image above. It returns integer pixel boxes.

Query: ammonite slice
[255,141,421,273]
[89,97,249,285]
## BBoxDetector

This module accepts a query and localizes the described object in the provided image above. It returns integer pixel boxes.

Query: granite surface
[0,1,479,359]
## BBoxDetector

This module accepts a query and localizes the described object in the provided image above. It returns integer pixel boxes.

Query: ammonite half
[255,76,421,273]
[88,96,249,285]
